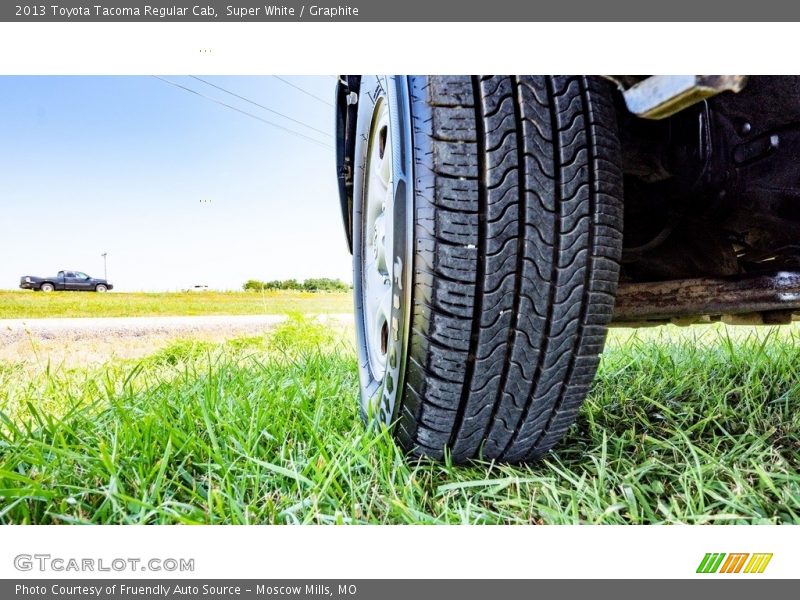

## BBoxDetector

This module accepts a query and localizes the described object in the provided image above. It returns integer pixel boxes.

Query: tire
[40,283,55,293]
[352,76,623,463]
[95,284,108,293]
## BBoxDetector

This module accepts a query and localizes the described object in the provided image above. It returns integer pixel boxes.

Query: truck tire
[95,284,108,293]
[40,283,55,293]
[352,76,623,463]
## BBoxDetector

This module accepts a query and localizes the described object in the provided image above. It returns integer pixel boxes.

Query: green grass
[0,290,352,319]
[0,318,798,524]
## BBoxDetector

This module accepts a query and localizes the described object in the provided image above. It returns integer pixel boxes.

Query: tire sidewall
[41,283,54,292]
[352,76,414,425]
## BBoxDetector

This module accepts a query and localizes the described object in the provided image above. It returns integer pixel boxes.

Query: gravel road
[0,314,353,366]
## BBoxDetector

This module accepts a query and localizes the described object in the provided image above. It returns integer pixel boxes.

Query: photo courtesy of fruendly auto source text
[0,1,798,595]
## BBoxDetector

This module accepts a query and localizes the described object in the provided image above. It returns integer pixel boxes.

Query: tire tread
[397,75,623,462]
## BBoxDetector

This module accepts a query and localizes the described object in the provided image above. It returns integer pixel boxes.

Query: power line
[152,76,333,151]
[189,76,333,138]
[154,76,332,150]
[272,76,334,107]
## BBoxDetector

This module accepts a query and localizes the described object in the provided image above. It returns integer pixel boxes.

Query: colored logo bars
[696,553,773,574]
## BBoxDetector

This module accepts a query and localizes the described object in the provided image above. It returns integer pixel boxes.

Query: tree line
[242,278,351,292]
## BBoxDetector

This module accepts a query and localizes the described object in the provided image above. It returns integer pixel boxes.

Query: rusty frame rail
[612,272,800,324]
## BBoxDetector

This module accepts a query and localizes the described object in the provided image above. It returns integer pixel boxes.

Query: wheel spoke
[368,162,388,206]
[366,258,386,301]
[379,284,393,325]
[382,184,394,271]
[379,136,392,185]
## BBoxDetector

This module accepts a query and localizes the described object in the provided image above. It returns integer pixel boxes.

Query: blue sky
[0,76,350,291]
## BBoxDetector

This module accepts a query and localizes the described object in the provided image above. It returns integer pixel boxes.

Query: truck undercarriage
[612,75,800,325]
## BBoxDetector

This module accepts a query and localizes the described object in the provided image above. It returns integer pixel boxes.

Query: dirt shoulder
[0,314,353,367]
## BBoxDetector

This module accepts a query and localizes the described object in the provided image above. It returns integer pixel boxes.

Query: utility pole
[101,252,108,280]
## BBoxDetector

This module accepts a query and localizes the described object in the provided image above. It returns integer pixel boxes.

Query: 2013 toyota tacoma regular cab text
[19,270,113,292]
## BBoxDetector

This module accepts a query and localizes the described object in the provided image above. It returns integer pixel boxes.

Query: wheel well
[336,75,361,254]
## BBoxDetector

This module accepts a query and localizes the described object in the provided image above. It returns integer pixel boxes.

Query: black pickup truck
[19,270,113,292]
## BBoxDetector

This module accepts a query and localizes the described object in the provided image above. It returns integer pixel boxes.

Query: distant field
[0,290,353,319]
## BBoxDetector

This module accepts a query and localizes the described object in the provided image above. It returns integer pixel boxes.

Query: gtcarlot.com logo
[14,554,195,573]
[696,553,773,574]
